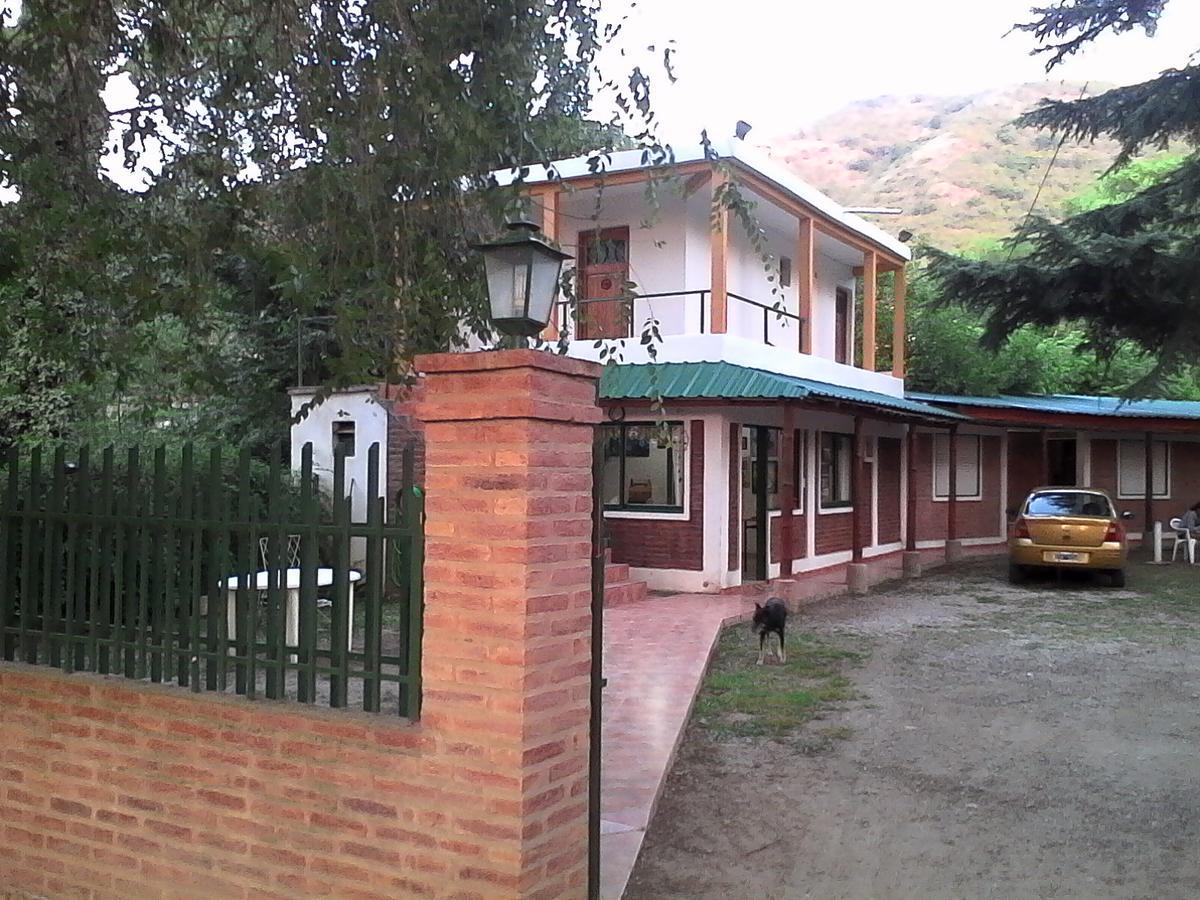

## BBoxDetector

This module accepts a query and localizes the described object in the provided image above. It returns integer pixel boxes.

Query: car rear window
[1025,491,1113,518]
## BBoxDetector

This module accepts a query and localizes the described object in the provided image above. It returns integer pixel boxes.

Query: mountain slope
[758,82,1120,249]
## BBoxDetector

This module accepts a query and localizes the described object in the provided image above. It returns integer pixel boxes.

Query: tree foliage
[0,0,668,451]
[927,0,1200,392]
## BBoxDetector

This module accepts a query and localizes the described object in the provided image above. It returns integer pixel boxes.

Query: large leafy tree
[926,0,1200,389]
[0,1,662,449]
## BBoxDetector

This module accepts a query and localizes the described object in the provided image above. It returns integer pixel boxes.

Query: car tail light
[1013,517,1030,540]
[1105,521,1123,543]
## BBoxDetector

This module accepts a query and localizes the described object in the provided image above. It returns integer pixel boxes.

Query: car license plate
[1044,551,1087,563]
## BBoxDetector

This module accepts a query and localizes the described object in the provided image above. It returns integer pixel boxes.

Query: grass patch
[692,627,867,740]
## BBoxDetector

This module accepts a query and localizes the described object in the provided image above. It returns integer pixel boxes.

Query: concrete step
[604,561,631,585]
[604,578,648,608]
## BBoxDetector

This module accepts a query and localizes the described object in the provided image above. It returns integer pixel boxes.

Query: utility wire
[1008,81,1089,261]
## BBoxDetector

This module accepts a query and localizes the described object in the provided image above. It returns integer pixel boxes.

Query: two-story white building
[291,138,1200,594]
[494,138,968,593]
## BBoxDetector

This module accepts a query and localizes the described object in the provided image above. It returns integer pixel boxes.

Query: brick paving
[599,543,1006,899]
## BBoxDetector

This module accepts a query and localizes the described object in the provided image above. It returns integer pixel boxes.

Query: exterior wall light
[474,220,572,339]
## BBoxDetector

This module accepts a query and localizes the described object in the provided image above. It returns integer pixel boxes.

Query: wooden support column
[947,424,959,542]
[1040,427,1050,485]
[780,406,796,577]
[851,416,864,562]
[1144,431,1155,536]
[711,170,729,334]
[906,426,918,551]
[862,251,877,371]
[537,187,561,341]
[892,266,907,379]
[798,216,815,354]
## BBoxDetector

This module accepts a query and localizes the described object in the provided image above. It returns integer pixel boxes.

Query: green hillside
[759,82,1120,249]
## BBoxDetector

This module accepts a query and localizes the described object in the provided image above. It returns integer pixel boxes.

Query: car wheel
[1110,569,1126,588]
[1008,563,1025,584]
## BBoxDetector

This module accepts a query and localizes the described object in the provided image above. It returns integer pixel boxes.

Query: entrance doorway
[576,226,629,340]
[741,426,779,581]
[1046,438,1077,487]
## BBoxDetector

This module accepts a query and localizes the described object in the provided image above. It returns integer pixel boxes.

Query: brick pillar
[415,349,602,899]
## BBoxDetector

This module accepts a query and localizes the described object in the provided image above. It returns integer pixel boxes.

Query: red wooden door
[577,227,629,340]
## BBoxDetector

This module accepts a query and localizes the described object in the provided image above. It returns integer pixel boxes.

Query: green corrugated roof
[908,391,1200,422]
[600,362,965,420]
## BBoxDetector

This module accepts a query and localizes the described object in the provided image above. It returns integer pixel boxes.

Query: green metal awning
[599,362,966,421]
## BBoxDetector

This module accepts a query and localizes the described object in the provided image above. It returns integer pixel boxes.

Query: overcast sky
[601,0,1200,143]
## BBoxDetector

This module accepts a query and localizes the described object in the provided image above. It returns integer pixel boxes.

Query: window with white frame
[600,422,686,512]
[792,429,806,513]
[932,433,982,500]
[1117,439,1169,498]
[819,432,852,510]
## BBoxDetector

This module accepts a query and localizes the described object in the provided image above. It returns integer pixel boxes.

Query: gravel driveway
[626,558,1200,900]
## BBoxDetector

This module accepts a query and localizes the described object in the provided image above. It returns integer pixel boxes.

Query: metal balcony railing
[556,290,805,347]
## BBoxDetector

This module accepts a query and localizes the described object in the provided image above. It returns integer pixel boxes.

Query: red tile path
[599,543,1006,898]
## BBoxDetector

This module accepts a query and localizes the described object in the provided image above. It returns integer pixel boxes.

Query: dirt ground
[626,558,1200,900]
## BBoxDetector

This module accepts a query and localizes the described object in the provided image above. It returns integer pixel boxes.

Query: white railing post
[1153,520,1163,563]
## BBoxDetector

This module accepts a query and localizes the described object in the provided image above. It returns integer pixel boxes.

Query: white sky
[3,0,1198,201]
[602,0,1200,142]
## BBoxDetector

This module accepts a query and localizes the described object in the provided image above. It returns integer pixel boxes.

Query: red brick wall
[770,513,808,565]
[815,512,852,555]
[607,420,704,571]
[1007,432,1043,512]
[913,433,1004,542]
[0,349,600,900]
[877,438,902,545]
[0,668,469,899]
[1090,438,1200,534]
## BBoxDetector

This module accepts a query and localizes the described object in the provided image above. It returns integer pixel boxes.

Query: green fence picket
[297,442,318,704]
[363,443,383,713]
[0,440,423,718]
[0,447,17,661]
[330,446,349,708]
[96,448,116,675]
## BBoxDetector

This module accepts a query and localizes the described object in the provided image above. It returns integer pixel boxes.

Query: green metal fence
[0,440,424,718]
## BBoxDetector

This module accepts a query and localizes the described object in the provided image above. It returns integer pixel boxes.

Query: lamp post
[474,220,571,345]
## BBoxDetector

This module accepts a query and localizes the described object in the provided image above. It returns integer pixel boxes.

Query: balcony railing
[556,290,805,347]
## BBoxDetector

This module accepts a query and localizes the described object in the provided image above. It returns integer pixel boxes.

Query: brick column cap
[415,349,602,379]
[414,349,605,425]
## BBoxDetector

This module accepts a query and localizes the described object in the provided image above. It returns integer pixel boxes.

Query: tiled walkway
[598,544,1005,899]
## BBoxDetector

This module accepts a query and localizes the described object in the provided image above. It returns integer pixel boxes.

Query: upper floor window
[583,235,628,266]
[601,422,686,512]
[932,434,981,500]
[835,288,851,365]
[1118,439,1169,498]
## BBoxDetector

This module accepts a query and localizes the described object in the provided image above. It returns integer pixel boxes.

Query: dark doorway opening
[741,426,779,581]
[1047,438,1077,487]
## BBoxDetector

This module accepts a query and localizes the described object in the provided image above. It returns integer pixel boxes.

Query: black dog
[752,597,788,665]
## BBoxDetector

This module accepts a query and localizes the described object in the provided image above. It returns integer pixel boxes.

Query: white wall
[556,187,692,339]
[289,388,389,560]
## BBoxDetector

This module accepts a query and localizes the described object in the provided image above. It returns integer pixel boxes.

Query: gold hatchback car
[1009,488,1132,587]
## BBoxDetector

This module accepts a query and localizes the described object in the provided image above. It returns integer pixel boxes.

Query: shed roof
[907,392,1200,422]
[600,362,964,421]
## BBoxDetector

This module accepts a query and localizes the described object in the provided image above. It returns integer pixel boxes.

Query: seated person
[1180,501,1200,534]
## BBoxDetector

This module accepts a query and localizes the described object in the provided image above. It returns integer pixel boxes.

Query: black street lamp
[474,220,572,340]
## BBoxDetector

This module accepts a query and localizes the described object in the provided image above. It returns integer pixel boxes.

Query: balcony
[557,290,804,347]
[555,288,905,398]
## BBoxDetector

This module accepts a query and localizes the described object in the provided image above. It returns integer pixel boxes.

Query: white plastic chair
[1169,518,1195,564]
